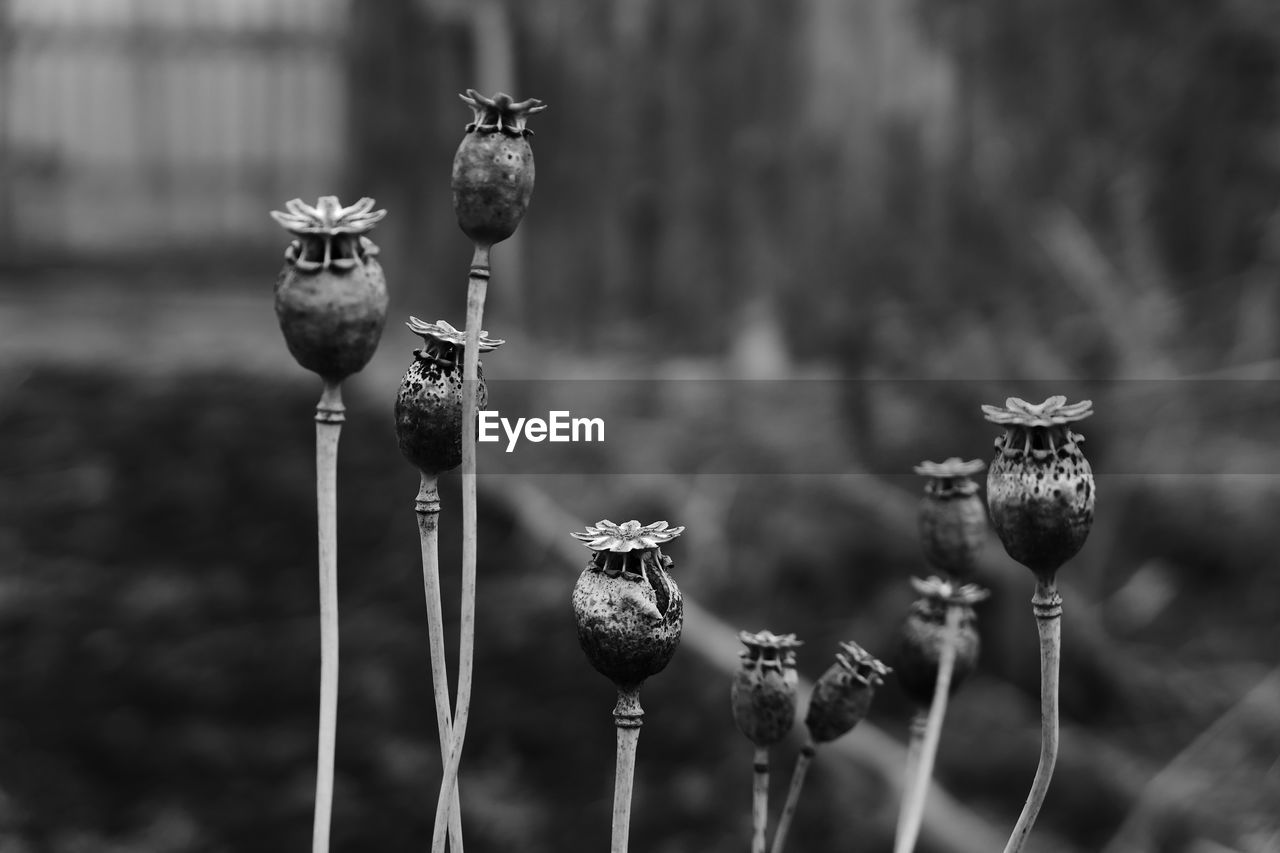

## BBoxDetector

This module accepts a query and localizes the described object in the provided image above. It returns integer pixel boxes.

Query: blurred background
[1,0,1279,851]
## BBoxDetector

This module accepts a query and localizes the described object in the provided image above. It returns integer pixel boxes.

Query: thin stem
[432,243,490,853]
[769,742,814,853]
[611,687,644,853]
[893,712,928,849]
[415,474,464,853]
[751,745,769,853]
[894,603,963,853]
[1003,578,1063,853]
[312,380,344,853]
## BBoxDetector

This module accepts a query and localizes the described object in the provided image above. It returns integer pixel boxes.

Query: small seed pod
[571,520,685,691]
[983,396,1095,580]
[270,196,388,382]
[452,90,547,246]
[895,576,988,708]
[394,318,503,475]
[914,457,988,581]
[731,630,803,747]
[804,641,891,744]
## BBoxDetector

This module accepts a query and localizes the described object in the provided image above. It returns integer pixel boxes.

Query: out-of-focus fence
[0,0,346,276]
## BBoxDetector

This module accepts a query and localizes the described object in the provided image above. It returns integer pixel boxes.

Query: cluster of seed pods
[268,89,547,853]
[265,83,1099,853]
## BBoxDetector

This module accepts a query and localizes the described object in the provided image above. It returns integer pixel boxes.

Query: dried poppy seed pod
[895,576,989,708]
[271,196,388,382]
[394,318,504,475]
[914,458,988,581]
[731,630,803,747]
[571,521,685,691]
[804,641,891,744]
[452,90,547,246]
[983,396,1096,581]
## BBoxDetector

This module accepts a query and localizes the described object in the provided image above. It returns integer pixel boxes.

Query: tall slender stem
[894,712,928,849]
[611,687,644,853]
[432,243,490,853]
[1003,578,1063,853]
[751,746,769,853]
[894,603,962,853]
[415,474,464,853]
[769,742,814,853]
[312,380,344,853]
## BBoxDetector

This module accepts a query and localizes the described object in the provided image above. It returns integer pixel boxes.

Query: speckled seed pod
[914,458,988,581]
[731,630,802,747]
[452,90,547,246]
[804,642,891,744]
[895,576,988,708]
[270,196,388,382]
[571,521,685,691]
[983,396,1095,580]
[394,318,503,475]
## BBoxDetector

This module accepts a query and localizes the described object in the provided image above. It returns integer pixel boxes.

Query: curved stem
[769,742,814,853]
[611,687,644,853]
[432,243,490,853]
[894,603,962,853]
[415,474,464,853]
[1003,578,1063,853]
[751,746,769,853]
[312,381,344,853]
[894,712,928,849]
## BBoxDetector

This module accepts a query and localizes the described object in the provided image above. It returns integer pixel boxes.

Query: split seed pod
[895,576,988,708]
[571,520,685,691]
[731,630,803,747]
[983,396,1095,580]
[270,196,388,382]
[394,318,504,475]
[804,641,891,744]
[452,90,547,246]
[914,457,988,581]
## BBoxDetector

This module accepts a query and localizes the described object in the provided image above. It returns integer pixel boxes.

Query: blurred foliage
[349,0,1280,380]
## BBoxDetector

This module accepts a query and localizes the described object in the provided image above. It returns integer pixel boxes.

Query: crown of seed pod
[731,630,803,747]
[394,318,504,475]
[804,641,891,744]
[452,90,547,246]
[895,576,988,708]
[982,396,1095,580]
[571,520,685,691]
[915,458,988,581]
[270,196,388,382]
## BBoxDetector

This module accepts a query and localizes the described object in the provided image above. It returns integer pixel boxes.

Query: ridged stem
[894,602,963,853]
[415,474,464,853]
[1003,578,1063,853]
[611,687,644,853]
[432,243,490,853]
[769,742,814,853]
[311,381,344,853]
[751,746,769,853]
[894,712,929,849]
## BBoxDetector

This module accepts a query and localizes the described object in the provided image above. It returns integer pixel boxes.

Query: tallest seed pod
[982,396,1095,581]
[452,90,547,246]
[432,91,546,853]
